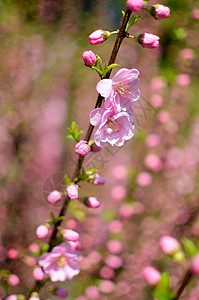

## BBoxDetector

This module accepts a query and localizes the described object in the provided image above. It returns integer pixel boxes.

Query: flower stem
[172,269,193,300]
[28,6,132,298]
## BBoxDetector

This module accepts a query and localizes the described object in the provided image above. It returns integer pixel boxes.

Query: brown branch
[172,269,193,300]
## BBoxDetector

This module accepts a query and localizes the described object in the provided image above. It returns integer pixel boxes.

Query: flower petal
[96,79,112,97]
[90,108,103,126]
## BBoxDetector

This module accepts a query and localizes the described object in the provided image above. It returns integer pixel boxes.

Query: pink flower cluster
[90,68,140,147]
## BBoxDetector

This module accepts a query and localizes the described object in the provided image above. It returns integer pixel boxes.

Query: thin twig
[172,269,193,300]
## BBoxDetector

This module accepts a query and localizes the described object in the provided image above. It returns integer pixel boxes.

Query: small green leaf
[182,238,198,258]
[41,243,49,254]
[96,54,103,71]
[92,66,103,76]
[153,290,171,300]
[64,174,71,186]
[67,121,84,142]
[86,168,98,175]
[157,273,170,291]
[56,216,65,222]
[67,134,74,140]
[103,63,120,76]
[50,211,56,222]
[121,10,125,17]
[30,250,40,257]
[126,15,141,31]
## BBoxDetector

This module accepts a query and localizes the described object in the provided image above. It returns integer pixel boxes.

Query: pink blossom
[29,244,40,253]
[191,253,199,274]
[55,288,68,298]
[38,242,82,282]
[33,267,45,281]
[142,266,161,285]
[82,50,97,67]
[99,280,115,294]
[144,153,162,172]
[68,240,81,251]
[63,229,79,242]
[7,249,18,260]
[75,140,91,156]
[108,220,123,233]
[93,173,106,185]
[96,68,140,112]
[85,196,101,208]
[90,107,135,147]
[138,33,160,49]
[106,240,122,254]
[5,296,17,300]
[152,5,170,20]
[112,165,127,180]
[177,74,191,86]
[111,185,126,201]
[136,172,153,187]
[100,266,115,279]
[36,225,49,239]
[157,111,170,123]
[89,29,111,45]
[47,190,62,204]
[105,255,123,269]
[160,236,180,255]
[8,274,20,286]
[150,94,163,108]
[192,9,199,20]
[119,203,134,218]
[66,184,78,200]
[127,0,144,12]
[85,286,99,299]
[145,134,160,148]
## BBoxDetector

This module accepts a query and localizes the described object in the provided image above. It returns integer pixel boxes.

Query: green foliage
[67,121,84,142]
[64,174,72,186]
[182,238,198,259]
[126,15,141,31]
[103,209,116,222]
[153,273,176,300]
[92,55,120,78]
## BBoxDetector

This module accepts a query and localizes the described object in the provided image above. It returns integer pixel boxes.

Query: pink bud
[192,9,199,20]
[127,0,144,12]
[29,297,40,300]
[85,286,100,299]
[150,94,163,108]
[68,240,81,250]
[82,50,97,67]
[106,240,122,254]
[151,5,170,20]
[99,280,115,294]
[145,134,160,148]
[89,29,111,45]
[143,266,161,285]
[191,253,199,274]
[8,274,20,286]
[91,143,101,152]
[100,266,115,279]
[29,244,40,253]
[105,255,123,269]
[176,74,191,87]
[85,196,101,208]
[138,33,160,49]
[55,288,68,298]
[63,229,79,242]
[66,184,78,200]
[93,173,106,185]
[7,249,18,260]
[160,236,180,255]
[75,140,91,156]
[144,153,162,172]
[47,190,62,204]
[36,225,49,239]
[33,267,45,281]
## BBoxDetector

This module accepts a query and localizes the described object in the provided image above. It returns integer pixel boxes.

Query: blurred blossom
[157,111,170,123]
[100,266,115,279]
[106,240,122,254]
[108,220,123,233]
[180,48,194,60]
[150,77,166,90]
[136,172,153,187]
[119,203,135,218]
[105,255,123,269]
[150,94,163,108]
[192,9,199,20]
[99,280,115,294]
[112,165,127,180]
[110,185,126,201]
[145,134,160,148]
[176,74,191,86]
[85,286,99,299]
[144,153,162,172]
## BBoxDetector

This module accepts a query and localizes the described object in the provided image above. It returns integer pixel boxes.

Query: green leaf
[153,290,171,300]
[41,243,49,254]
[91,66,103,76]
[96,54,103,71]
[67,134,74,140]
[121,10,125,17]
[45,219,53,224]
[64,174,71,186]
[50,211,56,222]
[182,238,198,258]
[67,121,84,142]
[86,168,98,175]
[56,216,65,222]
[157,273,170,291]
[126,15,141,31]
[30,250,40,257]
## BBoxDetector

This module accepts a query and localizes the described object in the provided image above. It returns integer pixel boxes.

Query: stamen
[115,83,131,98]
[57,256,67,267]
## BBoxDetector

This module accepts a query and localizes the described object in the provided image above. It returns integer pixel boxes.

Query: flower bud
[93,173,106,185]
[127,0,144,12]
[83,196,101,208]
[7,248,18,260]
[66,184,78,200]
[55,288,68,298]
[146,4,170,20]
[89,29,111,45]
[33,267,45,281]
[137,33,160,49]
[142,266,161,285]
[191,253,199,274]
[47,190,61,204]
[36,225,49,239]
[8,274,20,286]
[75,140,91,156]
[82,51,97,67]
[159,236,180,255]
[63,229,79,242]
[6,296,17,300]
